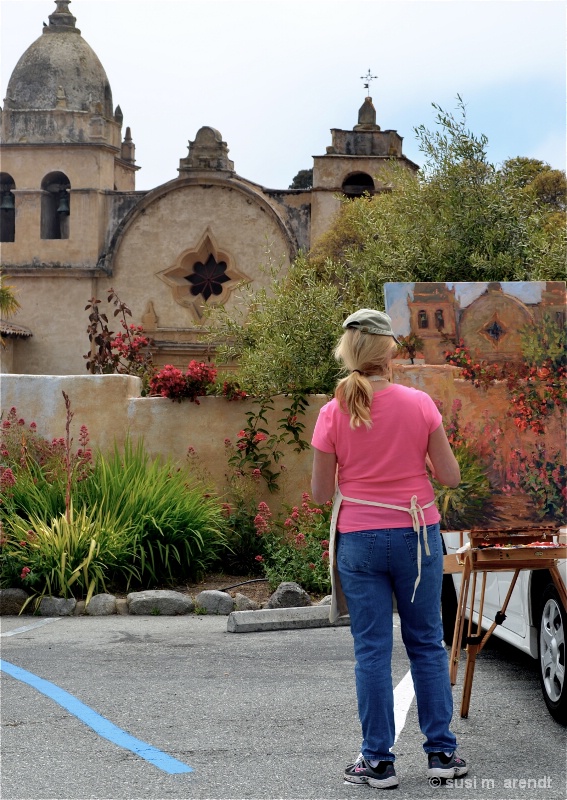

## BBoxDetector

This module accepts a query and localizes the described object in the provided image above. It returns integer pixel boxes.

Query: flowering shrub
[84,289,155,392]
[1,404,226,599]
[150,360,217,403]
[253,493,333,594]
[506,445,566,521]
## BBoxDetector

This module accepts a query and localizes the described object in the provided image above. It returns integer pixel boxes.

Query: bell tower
[0,0,138,263]
[310,92,419,245]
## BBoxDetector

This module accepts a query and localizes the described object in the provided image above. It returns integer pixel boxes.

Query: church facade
[0,0,418,375]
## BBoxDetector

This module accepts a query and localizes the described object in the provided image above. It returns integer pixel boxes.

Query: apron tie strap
[329,490,435,620]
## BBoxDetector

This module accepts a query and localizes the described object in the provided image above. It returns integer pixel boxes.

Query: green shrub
[75,439,226,585]
[434,444,491,529]
[1,504,139,607]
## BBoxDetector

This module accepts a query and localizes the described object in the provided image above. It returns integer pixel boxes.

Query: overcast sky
[1,0,565,191]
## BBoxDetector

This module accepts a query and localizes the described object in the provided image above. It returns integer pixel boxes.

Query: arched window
[418,310,429,329]
[341,172,374,199]
[435,309,445,330]
[0,173,16,243]
[41,171,70,240]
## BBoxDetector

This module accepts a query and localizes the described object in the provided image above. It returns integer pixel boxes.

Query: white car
[441,530,566,724]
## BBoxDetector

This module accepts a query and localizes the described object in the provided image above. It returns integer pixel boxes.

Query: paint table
[444,526,567,718]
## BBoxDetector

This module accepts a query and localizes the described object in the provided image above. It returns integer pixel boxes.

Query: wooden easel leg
[460,642,480,718]
[459,569,521,717]
[450,562,470,685]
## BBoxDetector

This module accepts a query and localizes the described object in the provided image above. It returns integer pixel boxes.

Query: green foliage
[519,312,567,370]
[289,169,313,190]
[434,444,491,529]
[211,255,344,395]
[1,504,139,607]
[0,272,20,318]
[1,407,227,596]
[75,439,226,585]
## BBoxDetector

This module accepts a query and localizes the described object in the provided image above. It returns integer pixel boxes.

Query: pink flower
[30,422,37,430]
[255,555,264,562]
[321,540,329,548]
[284,518,294,528]
[237,430,246,439]
[0,468,16,487]
[322,550,330,560]
[253,432,267,443]
[20,566,31,580]
[295,533,306,546]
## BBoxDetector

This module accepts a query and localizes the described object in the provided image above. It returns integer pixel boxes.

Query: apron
[328,489,436,623]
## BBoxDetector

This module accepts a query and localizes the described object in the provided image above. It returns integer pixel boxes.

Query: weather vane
[360,69,377,96]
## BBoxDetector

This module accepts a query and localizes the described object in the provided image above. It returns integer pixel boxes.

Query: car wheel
[538,583,567,725]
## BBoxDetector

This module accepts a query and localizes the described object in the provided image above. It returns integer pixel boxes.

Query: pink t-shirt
[311,383,442,532]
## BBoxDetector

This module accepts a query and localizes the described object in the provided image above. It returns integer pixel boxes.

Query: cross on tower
[360,69,377,96]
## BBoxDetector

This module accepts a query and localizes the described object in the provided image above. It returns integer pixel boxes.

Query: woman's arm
[427,424,460,488]
[311,448,338,505]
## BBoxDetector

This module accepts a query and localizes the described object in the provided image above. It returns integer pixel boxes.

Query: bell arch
[41,171,71,240]
[0,173,16,243]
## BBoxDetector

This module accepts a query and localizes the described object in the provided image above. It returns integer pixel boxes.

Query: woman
[311,308,468,790]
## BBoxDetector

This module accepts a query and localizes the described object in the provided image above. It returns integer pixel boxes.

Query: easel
[444,526,567,718]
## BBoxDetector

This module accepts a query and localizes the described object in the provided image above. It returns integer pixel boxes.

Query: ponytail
[334,328,398,429]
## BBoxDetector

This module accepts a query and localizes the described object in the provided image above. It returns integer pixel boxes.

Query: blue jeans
[336,524,457,762]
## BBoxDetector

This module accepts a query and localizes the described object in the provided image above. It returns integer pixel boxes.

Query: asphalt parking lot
[1,613,566,800]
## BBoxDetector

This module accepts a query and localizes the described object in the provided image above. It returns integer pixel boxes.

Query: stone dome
[4,1,113,117]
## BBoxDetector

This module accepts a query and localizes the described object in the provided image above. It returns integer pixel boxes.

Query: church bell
[56,191,70,215]
[0,192,15,211]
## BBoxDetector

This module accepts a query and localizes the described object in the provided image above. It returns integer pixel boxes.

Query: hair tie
[353,369,363,375]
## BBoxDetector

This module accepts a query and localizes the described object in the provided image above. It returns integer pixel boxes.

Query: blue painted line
[0,659,193,774]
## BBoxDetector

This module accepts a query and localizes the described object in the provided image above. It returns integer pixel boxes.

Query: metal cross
[361,69,377,96]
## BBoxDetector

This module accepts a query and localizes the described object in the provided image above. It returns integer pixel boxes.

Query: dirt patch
[174,573,327,605]
[175,573,274,605]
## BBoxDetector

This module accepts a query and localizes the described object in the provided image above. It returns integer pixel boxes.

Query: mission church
[0,0,420,375]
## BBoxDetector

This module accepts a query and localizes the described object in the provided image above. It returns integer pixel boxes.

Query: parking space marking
[394,669,415,741]
[1,617,63,637]
[0,659,193,775]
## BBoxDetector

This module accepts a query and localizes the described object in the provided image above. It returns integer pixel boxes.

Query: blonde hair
[334,328,398,429]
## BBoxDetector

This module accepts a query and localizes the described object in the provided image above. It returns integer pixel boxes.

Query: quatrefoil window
[484,319,506,342]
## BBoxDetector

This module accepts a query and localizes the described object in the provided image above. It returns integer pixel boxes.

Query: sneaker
[427,751,468,780]
[344,755,399,789]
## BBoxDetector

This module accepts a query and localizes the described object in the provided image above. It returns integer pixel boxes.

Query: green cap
[343,308,400,344]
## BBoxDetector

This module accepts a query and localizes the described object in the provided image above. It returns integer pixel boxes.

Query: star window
[185,254,230,301]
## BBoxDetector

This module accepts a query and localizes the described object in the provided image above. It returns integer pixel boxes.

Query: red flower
[20,566,31,579]
[255,555,264,562]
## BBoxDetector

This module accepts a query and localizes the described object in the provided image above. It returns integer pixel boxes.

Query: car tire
[538,583,567,725]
